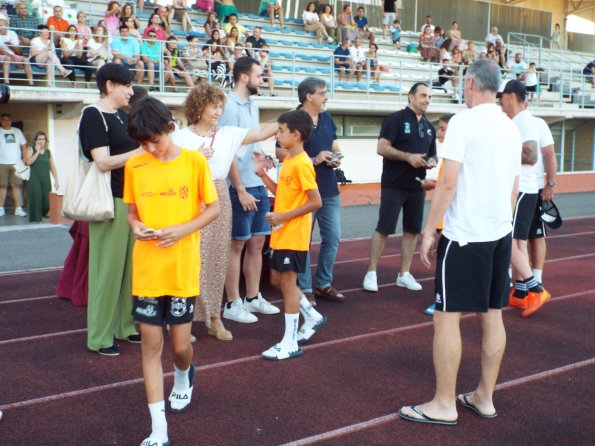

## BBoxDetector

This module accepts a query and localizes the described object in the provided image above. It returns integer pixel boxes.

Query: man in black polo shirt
[245,26,266,57]
[363,83,436,292]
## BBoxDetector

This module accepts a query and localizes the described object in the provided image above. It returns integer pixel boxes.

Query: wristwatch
[546,181,556,187]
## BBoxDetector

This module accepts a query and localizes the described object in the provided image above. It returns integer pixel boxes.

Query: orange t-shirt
[47,17,70,33]
[270,151,318,251]
[123,149,218,298]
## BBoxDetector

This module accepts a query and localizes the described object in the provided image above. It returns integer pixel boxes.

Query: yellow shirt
[270,151,318,251]
[123,149,218,297]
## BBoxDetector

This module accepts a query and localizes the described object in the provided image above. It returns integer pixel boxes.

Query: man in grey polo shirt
[222,57,280,324]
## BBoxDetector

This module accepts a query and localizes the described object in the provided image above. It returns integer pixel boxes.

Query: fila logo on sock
[283,257,290,265]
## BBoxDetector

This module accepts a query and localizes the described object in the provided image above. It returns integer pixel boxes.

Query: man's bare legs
[366,230,387,272]
[400,231,418,274]
[529,237,546,282]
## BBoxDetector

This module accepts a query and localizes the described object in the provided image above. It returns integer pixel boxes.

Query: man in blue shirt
[276,77,344,307]
[111,25,144,84]
[355,7,374,42]
[333,39,352,82]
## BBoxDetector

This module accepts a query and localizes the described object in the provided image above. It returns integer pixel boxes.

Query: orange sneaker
[509,294,529,310]
[521,289,551,317]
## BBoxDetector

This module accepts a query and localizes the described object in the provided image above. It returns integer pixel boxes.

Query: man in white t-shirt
[499,80,550,317]
[508,53,528,81]
[0,17,34,85]
[0,113,27,217]
[419,15,434,34]
[485,25,503,47]
[399,59,520,426]
[348,37,367,83]
[528,114,557,285]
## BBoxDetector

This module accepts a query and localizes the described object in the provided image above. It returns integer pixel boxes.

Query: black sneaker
[97,345,120,356]
[127,333,142,344]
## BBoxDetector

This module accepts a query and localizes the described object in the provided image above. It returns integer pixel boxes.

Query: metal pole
[559,120,565,173]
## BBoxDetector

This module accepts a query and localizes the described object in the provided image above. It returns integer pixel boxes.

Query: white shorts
[383,12,397,26]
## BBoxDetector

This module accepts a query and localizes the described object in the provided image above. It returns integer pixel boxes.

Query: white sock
[148,401,168,442]
[281,313,299,347]
[299,295,322,324]
[173,364,190,391]
[532,268,543,283]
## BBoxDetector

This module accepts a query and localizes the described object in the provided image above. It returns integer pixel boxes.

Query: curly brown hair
[184,83,226,125]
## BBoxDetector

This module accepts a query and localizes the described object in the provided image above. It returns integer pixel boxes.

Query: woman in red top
[143,12,169,41]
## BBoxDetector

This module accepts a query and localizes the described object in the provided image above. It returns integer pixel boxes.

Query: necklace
[190,124,214,138]
[97,101,124,125]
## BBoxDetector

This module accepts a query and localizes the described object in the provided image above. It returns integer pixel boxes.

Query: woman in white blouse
[29,25,72,86]
[302,1,334,44]
[320,4,341,44]
[60,24,94,86]
[86,25,112,69]
[172,83,276,341]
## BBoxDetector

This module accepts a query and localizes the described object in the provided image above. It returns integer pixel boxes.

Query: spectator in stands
[204,11,218,36]
[121,15,142,41]
[462,40,476,65]
[508,52,527,81]
[259,1,284,28]
[419,15,434,34]
[486,42,497,63]
[22,131,59,223]
[140,29,162,91]
[313,0,326,14]
[112,25,144,84]
[0,113,28,217]
[154,2,173,34]
[205,37,228,86]
[164,35,195,90]
[485,25,503,47]
[437,58,455,94]
[30,25,72,85]
[183,35,209,81]
[349,37,366,83]
[419,26,439,63]
[47,4,69,44]
[224,25,242,55]
[583,58,595,87]
[137,0,145,14]
[355,6,374,43]
[320,4,341,45]
[144,13,169,41]
[439,39,452,63]
[303,2,334,44]
[103,1,122,37]
[86,25,111,69]
[433,26,444,48]
[495,38,507,67]
[381,0,398,39]
[245,26,266,57]
[121,3,141,30]
[76,12,92,44]
[0,17,33,85]
[390,19,401,50]
[525,62,538,103]
[11,1,39,49]
[333,38,351,82]
[257,43,275,96]
[195,0,215,13]
[338,4,358,43]
[173,0,196,33]
[227,43,246,72]
[60,24,94,87]
[224,13,248,39]
[367,42,381,84]
[550,22,561,49]
[447,21,464,51]
[214,0,238,23]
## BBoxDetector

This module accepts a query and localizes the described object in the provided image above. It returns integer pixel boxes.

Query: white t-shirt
[513,110,540,193]
[349,45,366,63]
[420,23,435,34]
[509,60,528,76]
[533,117,554,189]
[302,11,320,24]
[525,70,538,87]
[0,127,27,164]
[441,103,521,244]
[172,126,248,180]
[0,30,19,53]
[485,33,503,46]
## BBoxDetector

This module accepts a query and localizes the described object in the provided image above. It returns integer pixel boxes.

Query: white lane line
[0,289,593,410]
[279,357,595,446]
[0,295,58,305]
[0,329,87,346]
[0,266,63,277]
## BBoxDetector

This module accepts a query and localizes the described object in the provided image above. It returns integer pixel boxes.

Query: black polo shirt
[379,106,436,190]
[383,0,397,13]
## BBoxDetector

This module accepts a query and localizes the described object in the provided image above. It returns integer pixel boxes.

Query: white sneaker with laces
[14,207,27,217]
[262,342,303,361]
[0,208,5,217]
[223,298,258,323]
[396,272,422,291]
[243,293,280,315]
[363,271,378,292]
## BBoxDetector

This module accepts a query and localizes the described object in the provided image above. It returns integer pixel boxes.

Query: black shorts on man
[513,192,538,240]
[434,233,512,312]
[528,190,546,239]
[269,249,308,273]
[132,296,196,326]
[376,187,425,235]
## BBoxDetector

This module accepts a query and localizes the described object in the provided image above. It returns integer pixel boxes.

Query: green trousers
[87,198,136,350]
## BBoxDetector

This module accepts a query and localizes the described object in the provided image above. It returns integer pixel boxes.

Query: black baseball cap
[496,80,526,100]
[540,200,562,229]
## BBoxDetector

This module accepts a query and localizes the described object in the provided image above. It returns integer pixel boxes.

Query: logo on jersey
[404,122,411,134]
[171,298,188,317]
[179,186,189,199]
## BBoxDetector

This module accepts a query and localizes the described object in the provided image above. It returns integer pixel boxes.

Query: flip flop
[398,405,458,426]
[456,394,498,419]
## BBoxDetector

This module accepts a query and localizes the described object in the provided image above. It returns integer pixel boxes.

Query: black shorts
[269,249,308,273]
[528,190,547,239]
[132,296,196,326]
[376,187,425,235]
[513,192,538,240]
[434,233,512,313]
[526,85,537,92]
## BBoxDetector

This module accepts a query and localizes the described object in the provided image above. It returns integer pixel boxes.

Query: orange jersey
[47,17,69,32]
[270,151,318,251]
[123,149,218,297]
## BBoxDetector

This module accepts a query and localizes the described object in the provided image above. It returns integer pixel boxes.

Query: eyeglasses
[418,121,425,139]
[315,90,329,96]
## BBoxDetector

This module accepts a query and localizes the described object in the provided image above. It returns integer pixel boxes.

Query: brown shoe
[303,292,317,307]
[314,286,345,303]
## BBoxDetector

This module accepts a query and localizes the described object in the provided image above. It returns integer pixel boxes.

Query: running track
[0,217,594,445]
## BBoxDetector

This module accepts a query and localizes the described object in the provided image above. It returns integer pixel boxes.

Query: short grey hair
[466,59,500,93]
[298,77,326,104]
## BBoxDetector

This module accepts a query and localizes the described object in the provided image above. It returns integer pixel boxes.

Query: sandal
[314,286,345,303]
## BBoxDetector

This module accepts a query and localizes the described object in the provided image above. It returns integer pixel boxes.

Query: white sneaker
[0,208,5,217]
[363,271,378,292]
[297,315,328,345]
[396,272,422,291]
[14,207,27,217]
[327,37,334,43]
[223,299,258,323]
[243,293,280,315]
[167,363,194,413]
[140,437,170,446]
[262,342,303,361]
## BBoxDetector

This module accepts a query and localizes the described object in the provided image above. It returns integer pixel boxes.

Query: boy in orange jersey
[256,110,324,360]
[124,96,220,446]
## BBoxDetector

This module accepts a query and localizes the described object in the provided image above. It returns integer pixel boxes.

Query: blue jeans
[298,194,341,293]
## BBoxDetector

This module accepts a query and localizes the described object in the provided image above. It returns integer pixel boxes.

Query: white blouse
[302,11,320,24]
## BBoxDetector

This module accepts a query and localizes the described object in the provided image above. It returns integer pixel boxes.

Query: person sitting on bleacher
[121,3,142,30]
[245,25,265,57]
[462,40,476,65]
[338,4,358,43]
[366,42,381,84]
[103,1,122,37]
[433,26,444,48]
[508,52,527,81]
[154,1,173,34]
[485,25,503,47]
[215,0,238,23]
[320,4,341,45]
[354,6,374,44]
[140,28,162,91]
[143,12,168,41]
[419,25,439,63]
[224,26,242,56]
[173,0,196,33]
[46,4,69,45]
[29,25,72,85]
[583,59,595,88]
[121,15,142,42]
[195,0,214,13]
[60,24,94,87]
[258,1,284,29]
[204,36,228,86]
[257,43,276,96]
[0,17,33,85]
[112,24,144,84]
[182,34,209,81]
[349,36,367,83]
[11,2,39,50]
[495,38,507,68]
[447,21,464,52]
[76,11,92,44]
[419,15,434,34]
[163,34,195,90]
[303,2,334,44]
[223,13,248,40]
[333,38,352,82]
[86,24,111,69]
[204,11,218,36]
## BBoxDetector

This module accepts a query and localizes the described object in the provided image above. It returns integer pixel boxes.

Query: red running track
[0,217,594,445]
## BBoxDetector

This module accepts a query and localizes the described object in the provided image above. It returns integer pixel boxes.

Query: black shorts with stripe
[528,189,547,239]
[513,192,538,240]
[434,233,512,313]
